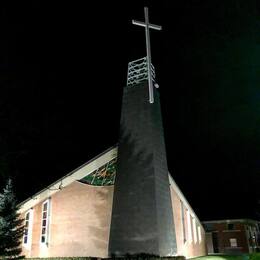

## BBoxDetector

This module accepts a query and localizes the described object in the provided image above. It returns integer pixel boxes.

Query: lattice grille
[127,57,155,87]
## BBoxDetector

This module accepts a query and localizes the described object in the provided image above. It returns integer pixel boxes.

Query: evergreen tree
[0,179,24,259]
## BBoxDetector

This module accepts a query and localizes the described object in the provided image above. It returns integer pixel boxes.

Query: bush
[26,256,185,260]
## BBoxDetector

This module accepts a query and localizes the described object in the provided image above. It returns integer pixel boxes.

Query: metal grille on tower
[127,57,155,87]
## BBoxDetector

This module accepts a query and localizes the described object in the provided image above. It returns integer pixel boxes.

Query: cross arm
[132,20,162,30]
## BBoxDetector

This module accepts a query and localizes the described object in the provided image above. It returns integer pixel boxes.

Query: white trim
[168,174,205,238]
[198,225,202,243]
[192,217,197,244]
[22,209,34,250]
[187,210,193,243]
[18,146,117,214]
[40,199,50,245]
[180,200,186,244]
[168,175,202,224]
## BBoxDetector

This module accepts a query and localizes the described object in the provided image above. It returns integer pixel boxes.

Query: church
[19,8,207,259]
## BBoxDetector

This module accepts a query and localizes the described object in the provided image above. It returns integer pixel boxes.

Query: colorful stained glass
[79,157,117,186]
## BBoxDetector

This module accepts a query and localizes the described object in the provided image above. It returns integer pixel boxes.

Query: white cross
[132,7,162,104]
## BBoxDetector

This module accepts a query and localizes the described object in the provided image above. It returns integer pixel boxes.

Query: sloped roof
[18,144,203,229]
[18,145,117,213]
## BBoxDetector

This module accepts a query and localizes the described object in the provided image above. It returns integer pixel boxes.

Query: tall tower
[109,8,177,256]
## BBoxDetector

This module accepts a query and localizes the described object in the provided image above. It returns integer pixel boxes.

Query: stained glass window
[79,158,117,186]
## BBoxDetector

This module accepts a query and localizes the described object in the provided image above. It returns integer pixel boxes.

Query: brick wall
[21,181,114,258]
[20,177,206,258]
[170,186,207,258]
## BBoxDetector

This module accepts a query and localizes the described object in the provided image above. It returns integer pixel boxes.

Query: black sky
[0,1,259,221]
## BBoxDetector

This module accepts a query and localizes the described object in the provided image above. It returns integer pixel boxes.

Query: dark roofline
[202,219,260,224]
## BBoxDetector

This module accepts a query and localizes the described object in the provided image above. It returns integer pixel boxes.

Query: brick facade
[21,182,113,258]
[20,173,206,259]
[203,219,260,254]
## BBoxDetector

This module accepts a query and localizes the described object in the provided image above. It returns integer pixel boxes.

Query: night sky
[0,1,259,221]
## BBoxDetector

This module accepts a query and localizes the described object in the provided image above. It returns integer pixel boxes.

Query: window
[192,218,197,243]
[227,223,234,230]
[41,200,50,244]
[230,238,237,247]
[187,210,193,243]
[198,225,202,243]
[23,209,33,247]
[79,157,117,186]
[180,201,186,243]
[204,223,214,232]
[23,211,30,244]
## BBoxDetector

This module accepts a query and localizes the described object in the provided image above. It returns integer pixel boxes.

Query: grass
[190,255,249,260]
[191,253,260,260]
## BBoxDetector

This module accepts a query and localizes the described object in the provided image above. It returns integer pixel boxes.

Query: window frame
[186,210,193,243]
[192,217,198,244]
[180,200,187,243]
[198,225,202,243]
[23,209,33,248]
[227,223,234,230]
[40,199,50,245]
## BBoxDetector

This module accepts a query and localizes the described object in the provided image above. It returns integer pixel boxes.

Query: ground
[191,253,260,260]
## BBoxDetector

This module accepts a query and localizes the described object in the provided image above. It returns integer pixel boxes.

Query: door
[212,232,219,253]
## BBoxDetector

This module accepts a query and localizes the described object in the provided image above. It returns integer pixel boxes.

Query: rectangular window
[227,223,234,230]
[180,201,186,243]
[192,218,197,243]
[41,200,50,244]
[23,209,33,247]
[187,210,193,243]
[230,238,238,247]
[198,225,202,243]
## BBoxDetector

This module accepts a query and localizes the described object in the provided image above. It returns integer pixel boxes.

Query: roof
[18,145,117,213]
[18,144,205,231]
[203,219,260,225]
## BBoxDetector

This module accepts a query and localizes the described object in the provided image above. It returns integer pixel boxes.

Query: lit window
[193,218,197,243]
[230,238,237,247]
[23,209,33,247]
[41,200,50,244]
[80,158,117,186]
[187,210,193,243]
[198,225,202,243]
[180,201,186,243]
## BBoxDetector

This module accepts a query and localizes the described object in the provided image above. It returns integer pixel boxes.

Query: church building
[19,7,207,259]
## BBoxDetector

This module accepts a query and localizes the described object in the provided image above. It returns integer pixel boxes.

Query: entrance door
[212,232,219,253]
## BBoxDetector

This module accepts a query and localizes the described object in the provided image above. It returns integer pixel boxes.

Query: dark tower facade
[109,58,177,256]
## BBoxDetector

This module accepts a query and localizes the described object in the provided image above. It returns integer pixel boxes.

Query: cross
[132,7,162,104]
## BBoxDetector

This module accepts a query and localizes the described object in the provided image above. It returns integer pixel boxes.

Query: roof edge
[18,145,118,211]
[202,219,260,224]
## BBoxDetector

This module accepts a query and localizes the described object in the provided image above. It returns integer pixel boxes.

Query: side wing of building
[19,146,206,258]
[19,146,117,258]
[169,175,207,258]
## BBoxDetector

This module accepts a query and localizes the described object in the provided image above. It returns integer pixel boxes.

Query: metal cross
[132,7,162,103]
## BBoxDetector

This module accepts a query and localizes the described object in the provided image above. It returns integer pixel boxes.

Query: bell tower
[108,7,177,256]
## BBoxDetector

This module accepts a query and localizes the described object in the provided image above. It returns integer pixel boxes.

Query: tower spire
[132,7,162,103]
